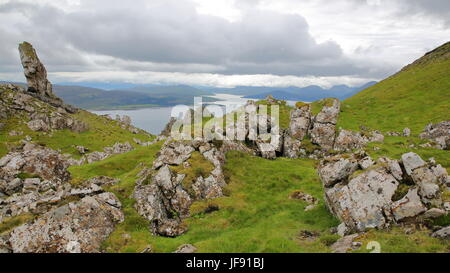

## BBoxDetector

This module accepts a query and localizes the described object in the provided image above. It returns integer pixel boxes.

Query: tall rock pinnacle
[18,41,54,98]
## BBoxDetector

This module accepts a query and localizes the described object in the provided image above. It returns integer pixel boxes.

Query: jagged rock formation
[419,121,450,150]
[283,98,383,159]
[319,152,449,234]
[19,42,53,98]
[133,139,226,237]
[0,85,88,133]
[115,115,143,134]
[18,42,76,113]
[0,142,124,253]
[4,193,123,253]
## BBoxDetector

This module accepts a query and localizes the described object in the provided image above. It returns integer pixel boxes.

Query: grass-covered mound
[0,108,154,158]
[338,42,450,134]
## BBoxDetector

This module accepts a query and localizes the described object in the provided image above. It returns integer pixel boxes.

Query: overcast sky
[0,0,449,88]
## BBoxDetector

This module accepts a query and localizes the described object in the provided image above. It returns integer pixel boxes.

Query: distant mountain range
[1,81,376,110]
[0,82,218,110]
[236,82,377,102]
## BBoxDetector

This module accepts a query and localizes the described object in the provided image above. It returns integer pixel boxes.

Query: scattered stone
[401,152,426,175]
[174,244,197,253]
[318,154,359,188]
[331,234,361,253]
[297,230,320,241]
[419,121,450,150]
[391,188,427,221]
[422,208,446,220]
[431,226,450,239]
[403,128,411,137]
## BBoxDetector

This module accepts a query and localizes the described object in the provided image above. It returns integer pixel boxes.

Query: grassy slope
[338,42,450,134]
[0,108,154,159]
[68,146,448,253]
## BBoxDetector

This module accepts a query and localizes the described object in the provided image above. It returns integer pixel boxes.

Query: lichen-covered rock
[419,121,450,150]
[320,151,449,234]
[27,119,49,132]
[282,135,302,158]
[391,188,427,221]
[7,193,123,253]
[0,144,70,182]
[18,42,54,98]
[310,123,337,150]
[289,104,311,140]
[432,226,450,239]
[134,140,226,237]
[104,142,133,155]
[174,244,197,253]
[318,154,359,188]
[403,128,411,137]
[315,98,340,125]
[401,152,426,175]
[324,167,399,232]
[334,130,368,152]
[152,141,195,169]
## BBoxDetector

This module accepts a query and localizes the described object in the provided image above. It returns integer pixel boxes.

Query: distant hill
[242,82,377,102]
[339,41,450,133]
[0,82,218,110]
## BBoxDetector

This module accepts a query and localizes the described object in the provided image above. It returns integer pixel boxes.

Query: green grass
[338,42,450,134]
[353,227,449,253]
[0,108,154,158]
[366,136,450,171]
[170,151,215,196]
[99,150,340,253]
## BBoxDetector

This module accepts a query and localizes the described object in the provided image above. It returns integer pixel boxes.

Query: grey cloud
[0,0,396,79]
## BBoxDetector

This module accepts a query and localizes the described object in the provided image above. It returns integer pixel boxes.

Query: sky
[0,0,449,88]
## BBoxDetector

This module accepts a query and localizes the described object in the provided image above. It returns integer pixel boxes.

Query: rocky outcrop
[115,115,143,135]
[419,121,450,150]
[282,98,384,159]
[5,193,123,253]
[67,142,134,166]
[0,143,70,183]
[18,42,76,113]
[310,99,340,150]
[0,84,88,133]
[133,139,226,237]
[0,143,124,252]
[19,42,53,98]
[320,152,449,234]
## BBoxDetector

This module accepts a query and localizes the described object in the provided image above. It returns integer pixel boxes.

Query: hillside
[339,42,450,134]
[213,82,377,101]
[0,82,219,110]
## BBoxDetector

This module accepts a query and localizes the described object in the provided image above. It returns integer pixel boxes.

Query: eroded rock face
[19,42,54,98]
[289,105,311,140]
[0,143,70,182]
[419,121,450,150]
[318,154,359,188]
[334,130,367,152]
[320,152,449,234]
[325,167,399,231]
[17,42,76,113]
[7,193,123,253]
[133,139,226,237]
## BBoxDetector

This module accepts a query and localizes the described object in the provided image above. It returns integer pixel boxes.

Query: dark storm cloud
[397,0,450,26]
[0,0,378,78]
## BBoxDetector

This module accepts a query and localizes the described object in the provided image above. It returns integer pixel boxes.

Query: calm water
[92,94,299,134]
[91,94,250,134]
